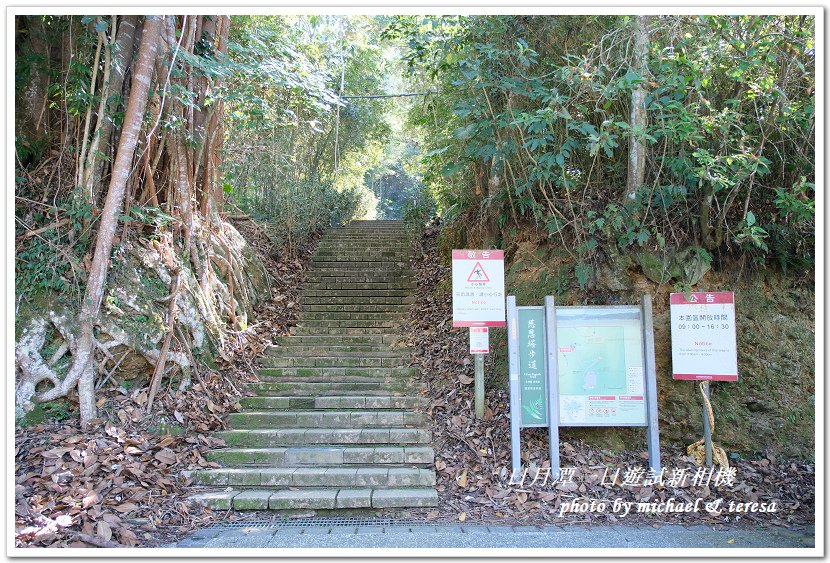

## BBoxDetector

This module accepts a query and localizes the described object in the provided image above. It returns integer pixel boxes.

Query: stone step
[313,251,409,258]
[215,427,432,447]
[304,282,416,291]
[312,268,414,278]
[259,356,410,368]
[263,348,409,358]
[298,310,406,318]
[189,222,435,515]
[294,327,400,336]
[192,466,435,488]
[243,382,419,396]
[228,410,429,429]
[297,320,398,330]
[305,275,413,285]
[206,445,434,467]
[257,367,417,378]
[265,345,411,354]
[301,296,414,305]
[273,335,401,345]
[301,303,411,312]
[239,395,428,411]
[190,487,437,511]
[301,289,412,298]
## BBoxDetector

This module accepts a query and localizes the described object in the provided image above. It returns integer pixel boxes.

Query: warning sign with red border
[669,291,738,381]
[452,249,505,327]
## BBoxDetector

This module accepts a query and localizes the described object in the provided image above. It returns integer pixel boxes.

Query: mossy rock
[674,246,712,286]
[635,250,679,284]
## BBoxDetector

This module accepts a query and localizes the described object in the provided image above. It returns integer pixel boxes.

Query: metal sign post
[669,291,738,468]
[507,296,521,476]
[452,250,505,420]
[544,296,561,480]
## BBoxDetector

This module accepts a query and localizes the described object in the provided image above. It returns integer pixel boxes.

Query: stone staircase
[188,220,438,512]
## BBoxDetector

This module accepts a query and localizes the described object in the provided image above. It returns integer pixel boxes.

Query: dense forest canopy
[13,14,815,426]
[386,15,815,281]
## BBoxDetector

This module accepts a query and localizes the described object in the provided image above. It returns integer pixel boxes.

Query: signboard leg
[641,295,662,475]
[474,353,485,419]
[702,381,713,467]
[507,296,522,476]
[543,296,561,480]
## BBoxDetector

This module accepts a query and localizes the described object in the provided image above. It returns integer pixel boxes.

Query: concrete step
[265,345,411,354]
[243,381,419,396]
[294,327,400,336]
[190,486,438,510]
[215,427,432,447]
[192,466,435,488]
[206,445,434,467]
[190,222,435,515]
[304,282,416,291]
[298,311,406,318]
[304,276,413,285]
[273,335,402,345]
[301,304,411,313]
[301,289,412,298]
[228,410,429,429]
[239,395,428,411]
[263,347,409,358]
[297,322,399,331]
[259,356,410,368]
[301,296,414,305]
[257,367,418,378]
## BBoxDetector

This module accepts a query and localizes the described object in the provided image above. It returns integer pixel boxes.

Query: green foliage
[390,14,814,271]
[223,16,408,236]
[15,197,93,302]
[21,400,74,426]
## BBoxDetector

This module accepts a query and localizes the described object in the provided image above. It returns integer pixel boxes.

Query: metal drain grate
[209,517,427,529]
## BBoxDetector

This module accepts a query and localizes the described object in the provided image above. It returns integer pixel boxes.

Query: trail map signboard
[507,296,660,476]
[451,250,505,327]
[669,292,738,381]
[556,308,646,426]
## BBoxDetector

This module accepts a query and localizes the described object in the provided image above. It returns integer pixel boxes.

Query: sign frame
[469,327,490,354]
[669,291,738,382]
[451,249,506,328]
[507,295,661,476]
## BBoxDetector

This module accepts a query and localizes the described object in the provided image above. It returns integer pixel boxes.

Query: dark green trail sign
[518,307,547,426]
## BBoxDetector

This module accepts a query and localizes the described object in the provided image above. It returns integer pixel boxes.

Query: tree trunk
[625,15,649,202]
[37,15,164,427]
[83,15,139,206]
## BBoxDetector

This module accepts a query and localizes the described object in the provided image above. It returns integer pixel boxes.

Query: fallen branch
[16,218,71,241]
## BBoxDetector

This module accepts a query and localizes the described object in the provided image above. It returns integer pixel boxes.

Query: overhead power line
[340,92,435,100]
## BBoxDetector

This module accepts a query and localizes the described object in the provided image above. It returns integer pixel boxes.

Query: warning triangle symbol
[467,261,490,282]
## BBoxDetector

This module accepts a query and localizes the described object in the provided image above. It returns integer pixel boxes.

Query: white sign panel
[669,291,738,381]
[452,249,505,327]
[469,327,490,354]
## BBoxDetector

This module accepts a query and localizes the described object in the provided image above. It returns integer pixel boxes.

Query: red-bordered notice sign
[452,249,505,327]
[670,292,738,381]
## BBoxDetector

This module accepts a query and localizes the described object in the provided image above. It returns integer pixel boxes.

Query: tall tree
[625,14,649,202]
[24,15,164,426]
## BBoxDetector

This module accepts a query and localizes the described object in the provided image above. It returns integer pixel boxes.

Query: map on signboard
[558,326,626,395]
[555,314,646,426]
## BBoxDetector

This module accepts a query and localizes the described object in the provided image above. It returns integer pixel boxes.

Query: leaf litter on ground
[389,225,815,530]
[14,225,323,548]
